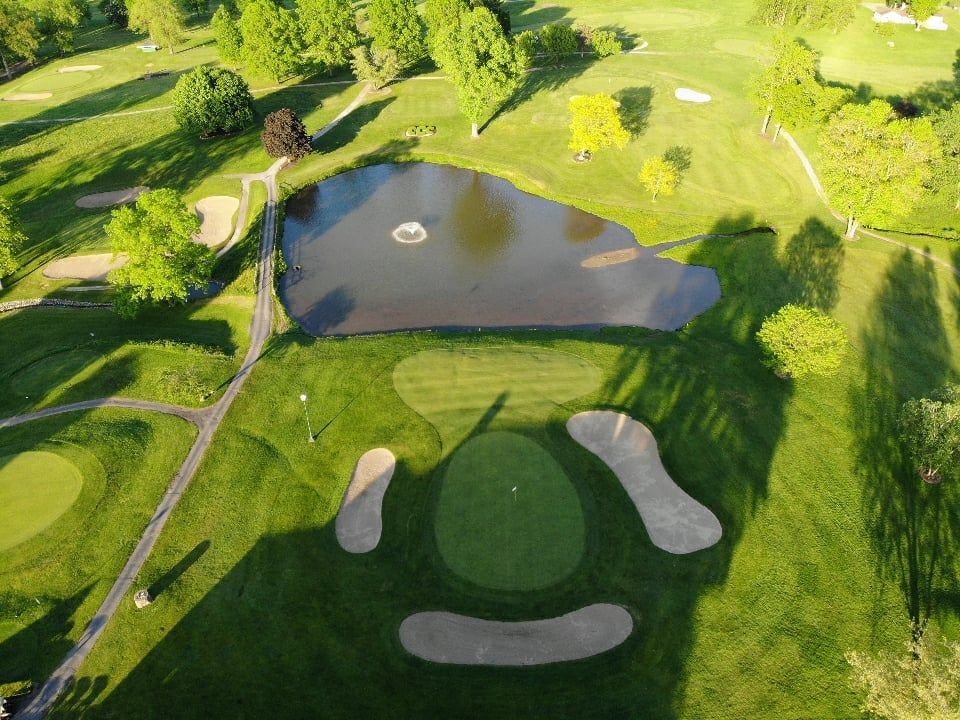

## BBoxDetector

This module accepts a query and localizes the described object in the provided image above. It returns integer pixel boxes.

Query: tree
[442,7,523,138]
[99,0,128,27]
[181,0,209,17]
[591,29,622,58]
[819,100,941,238]
[262,108,313,160]
[898,385,960,484]
[0,0,41,79]
[908,0,941,24]
[639,155,679,201]
[540,23,578,65]
[211,4,243,64]
[349,45,398,90]
[423,0,468,68]
[568,93,629,161]
[239,0,303,81]
[298,0,361,70]
[847,628,960,719]
[33,0,89,54]
[172,66,255,137]
[514,29,536,69]
[931,105,960,210]
[128,0,187,53]
[0,198,26,291]
[755,304,847,379]
[366,0,425,67]
[106,189,214,318]
[752,0,857,32]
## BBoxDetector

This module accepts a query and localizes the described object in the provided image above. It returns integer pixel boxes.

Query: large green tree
[0,197,26,290]
[106,189,214,318]
[31,0,88,54]
[568,93,629,160]
[931,104,960,210]
[755,304,847,379]
[908,0,941,23]
[0,0,41,79]
[239,0,303,81]
[349,45,398,90]
[898,385,960,484]
[441,6,523,138]
[639,155,679,201]
[211,4,243,64]
[297,0,361,70]
[172,66,255,137]
[819,100,941,238]
[366,0,425,67]
[128,0,187,53]
[752,0,857,32]
[423,0,468,68]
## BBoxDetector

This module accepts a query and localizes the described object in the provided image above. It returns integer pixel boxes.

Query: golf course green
[0,451,83,552]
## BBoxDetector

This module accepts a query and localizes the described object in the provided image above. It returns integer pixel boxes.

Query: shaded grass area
[0,411,195,688]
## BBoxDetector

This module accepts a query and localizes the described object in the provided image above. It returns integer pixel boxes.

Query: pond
[280,163,720,336]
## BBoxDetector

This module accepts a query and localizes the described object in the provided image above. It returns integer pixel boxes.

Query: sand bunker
[76,186,149,209]
[3,93,52,102]
[400,604,633,665]
[336,448,396,553]
[43,253,128,282]
[194,196,240,249]
[581,247,641,268]
[568,411,722,554]
[675,88,712,103]
[58,65,102,73]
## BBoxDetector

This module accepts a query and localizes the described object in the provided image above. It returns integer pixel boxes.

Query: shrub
[514,29,537,68]
[261,108,313,161]
[350,45,399,90]
[755,304,847,379]
[592,29,622,58]
[539,23,578,64]
[405,124,437,136]
[172,67,254,137]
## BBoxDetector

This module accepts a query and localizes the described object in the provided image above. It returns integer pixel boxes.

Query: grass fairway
[0,451,83,552]
[435,431,586,591]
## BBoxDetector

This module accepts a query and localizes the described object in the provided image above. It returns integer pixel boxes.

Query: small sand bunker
[76,186,149,209]
[675,88,712,103]
[400,604,633,666]
[336,448,396,553]
[3,93,53,102]
[43,253,128,282]
[58,65,102,73]
[392,222,427,244]
[581,247,641,268]
[568,411,722,554]
[194,196,240,249]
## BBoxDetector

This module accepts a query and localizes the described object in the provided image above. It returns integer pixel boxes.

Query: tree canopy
[350,45,399,90]
[908,0,941,23]
[239,0,303,81]
[262,108,313,161]
[128,0,187,53]
[0,197,26,290]
[0,0,41,79]
[106,189,214,318]
[819,99,941,237]
[568,93,629,160]
[423,0,468,68]
[898,385,960,484]
[540,22,578,65]
[297,0,361,70]
[31,0,88,54]
[639,156,679,201]
[212,4,244,64]
[931,105,960,210]
[755,304,847,379]
[366,0,425,67]
[752,0,857,32]
[172,66,255,137]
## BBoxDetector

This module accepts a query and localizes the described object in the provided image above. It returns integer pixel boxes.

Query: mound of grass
[0,451,83,552]
[435,431,586,591]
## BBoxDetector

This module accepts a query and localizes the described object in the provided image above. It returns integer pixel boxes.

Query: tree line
[0,0,91,78]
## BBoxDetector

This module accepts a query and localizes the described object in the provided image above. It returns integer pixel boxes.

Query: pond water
[280,163,720,336]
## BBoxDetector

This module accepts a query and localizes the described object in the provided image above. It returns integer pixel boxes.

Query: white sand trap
[58,65,102,73]
[3,93,53,102]
[76,186,149,209]
[336,448,396,553]
[675,88,712,103]
[581,247,641,268]
[568,411,722,553]
[43,253,127,282]
[194,196,240,249]
[400,604,633,665]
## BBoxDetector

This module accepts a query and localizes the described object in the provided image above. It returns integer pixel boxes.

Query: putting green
[17,72,91,93]
[393,347,601,447]
[0,451,83,552]
[435,432,586,591]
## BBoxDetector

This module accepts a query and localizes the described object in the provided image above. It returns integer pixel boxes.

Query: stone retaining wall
[0,298,112,314]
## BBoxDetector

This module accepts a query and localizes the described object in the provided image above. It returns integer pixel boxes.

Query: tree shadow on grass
[852,249,959,628]
[613,86,652,138]
[508,0,569,30]
[148,540,211,598]
[782,217,844,311]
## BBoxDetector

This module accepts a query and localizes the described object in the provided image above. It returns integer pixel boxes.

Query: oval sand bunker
[400,604,633,665]
[3,93,53,102]
[58,65,102,73]
[43,253,127,281]
[194,196,240,248]
[568,411,721,554]
[336,448,396,553]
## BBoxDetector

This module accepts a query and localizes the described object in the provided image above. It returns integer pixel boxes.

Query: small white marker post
[299,393,315,443]
[512,486,517,502]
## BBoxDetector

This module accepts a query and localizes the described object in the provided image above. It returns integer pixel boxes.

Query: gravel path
[0,398,205,429]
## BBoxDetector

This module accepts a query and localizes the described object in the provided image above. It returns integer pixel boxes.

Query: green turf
[435,431,586,591]
[0,451,83,552]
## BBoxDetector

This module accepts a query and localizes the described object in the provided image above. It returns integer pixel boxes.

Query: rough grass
[0,451,83,552]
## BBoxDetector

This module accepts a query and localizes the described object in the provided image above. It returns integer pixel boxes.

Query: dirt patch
[567,411,722,553]
[3,93,52,101]
[581,247,641,268]
[194,196,240,249]
[76,186,149,209]
[336,448,395,553]
[58,65,102,73]
[399,604,633,665]
[43,253,127,281]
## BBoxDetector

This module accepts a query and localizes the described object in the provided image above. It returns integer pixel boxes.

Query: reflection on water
[281,163,721,336]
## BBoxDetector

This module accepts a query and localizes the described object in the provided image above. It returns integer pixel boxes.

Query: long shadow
[148,540,211,598]
[614,87,653,138]
[508,1,569,29]
[782,217,844,311]
[852,249,959,627]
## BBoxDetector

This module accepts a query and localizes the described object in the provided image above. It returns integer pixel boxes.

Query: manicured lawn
[0,451,83,552]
